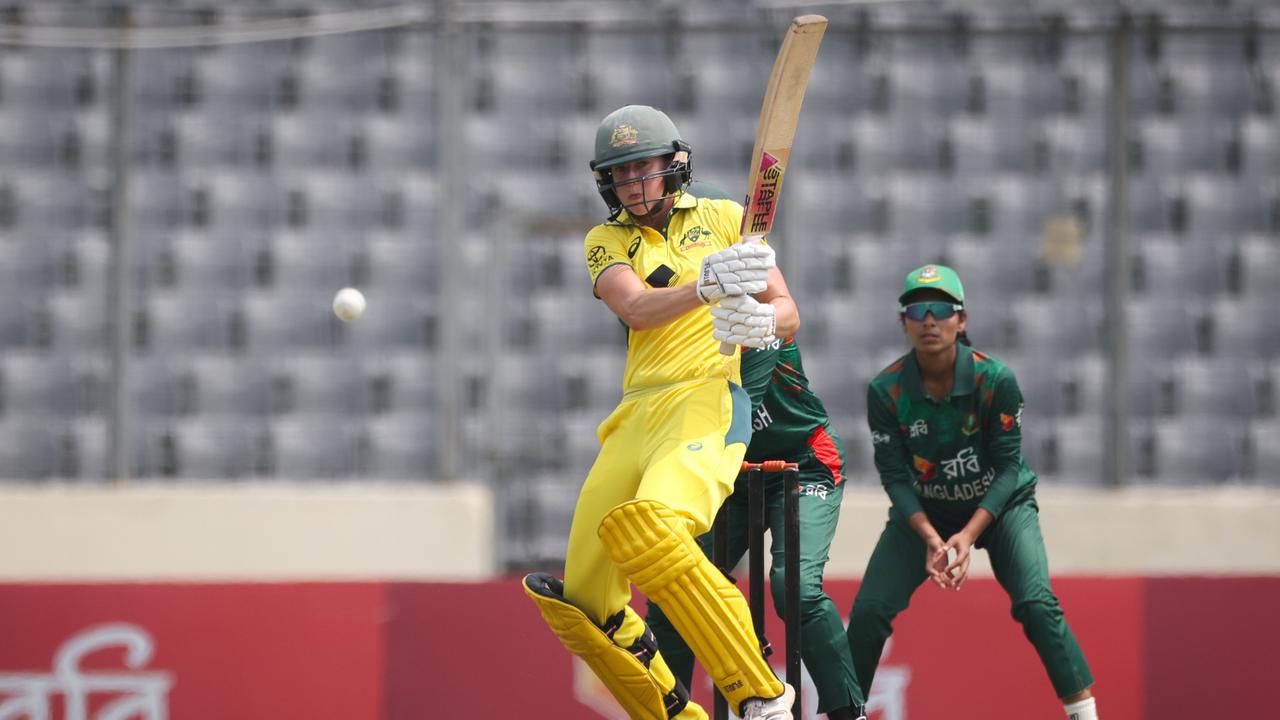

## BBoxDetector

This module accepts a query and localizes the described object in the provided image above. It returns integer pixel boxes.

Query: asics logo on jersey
[628,236,641,258]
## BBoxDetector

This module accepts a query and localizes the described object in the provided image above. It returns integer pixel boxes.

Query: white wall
[2,483,1278,580]
[829,485,1280,577]
[0,482,495,580]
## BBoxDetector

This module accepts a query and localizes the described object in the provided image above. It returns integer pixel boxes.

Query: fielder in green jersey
[646,181,867,720]
[847,264,1100,720]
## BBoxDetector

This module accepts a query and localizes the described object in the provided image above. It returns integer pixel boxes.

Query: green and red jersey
[740,336,844,482]
[866,343,1035,535]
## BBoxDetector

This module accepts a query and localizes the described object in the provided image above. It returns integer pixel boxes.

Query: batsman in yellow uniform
[522,105,801,720]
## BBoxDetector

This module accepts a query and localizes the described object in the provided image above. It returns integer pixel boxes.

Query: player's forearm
[613,283,704,331]
[956,507,994,543]
[906,511,943,545]
[768,294,799,337]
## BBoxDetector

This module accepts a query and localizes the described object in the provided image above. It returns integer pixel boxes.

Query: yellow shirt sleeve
[584,225,633,292]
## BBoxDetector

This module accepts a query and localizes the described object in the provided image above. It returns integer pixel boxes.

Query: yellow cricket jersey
[584,191,755,393]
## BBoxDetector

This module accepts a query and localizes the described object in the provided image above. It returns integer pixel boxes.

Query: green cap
[899,264,965,305]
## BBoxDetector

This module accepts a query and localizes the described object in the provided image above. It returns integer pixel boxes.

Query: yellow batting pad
[522,573,706,720]
[598,501,783,711]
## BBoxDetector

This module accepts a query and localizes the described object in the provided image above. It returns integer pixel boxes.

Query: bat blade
[720,15,826,355]
[740,14,827,240]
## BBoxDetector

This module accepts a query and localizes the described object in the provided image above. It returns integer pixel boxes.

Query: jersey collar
[902,343,976,402]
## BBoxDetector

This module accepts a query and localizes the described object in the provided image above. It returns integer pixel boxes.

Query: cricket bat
[720,14,827,355]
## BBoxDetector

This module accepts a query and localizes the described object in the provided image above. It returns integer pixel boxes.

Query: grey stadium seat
[364,413,438,479]
[178,354,273,417]
[0,419,58,480]
[145,417,261,480]
[46,290,110,351]
[1,351,101,418]
[364,232,436,292]
[1047,417,1104,486]
[1149,414,1249,485]
[143,290,242,353]
[364,352,436,414]
[366,115,433,172]
[266,228,358,293]
[345,294,437,350]
[1210,296,1280,359]
[262,415,366,479]
[242,290,345,351]
[1249,419,1280,485]
[166,231,260,291]
[269,353,370,416]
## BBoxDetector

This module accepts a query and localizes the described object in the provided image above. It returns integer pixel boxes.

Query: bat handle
[717,235,765,356]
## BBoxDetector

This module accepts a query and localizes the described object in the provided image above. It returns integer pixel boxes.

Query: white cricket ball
[332,287,366,322]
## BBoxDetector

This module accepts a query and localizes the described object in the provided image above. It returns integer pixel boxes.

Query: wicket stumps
[712,460,802,720]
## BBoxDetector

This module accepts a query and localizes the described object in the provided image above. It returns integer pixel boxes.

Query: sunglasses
[900,302,964,321]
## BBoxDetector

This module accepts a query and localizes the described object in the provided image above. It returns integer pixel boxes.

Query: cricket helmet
[589,105,692,220]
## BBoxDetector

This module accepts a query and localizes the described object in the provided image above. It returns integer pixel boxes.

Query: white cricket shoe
[740,683,796,720]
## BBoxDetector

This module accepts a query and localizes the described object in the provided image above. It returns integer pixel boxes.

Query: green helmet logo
[590,105,693,220]
[608,122,640,150]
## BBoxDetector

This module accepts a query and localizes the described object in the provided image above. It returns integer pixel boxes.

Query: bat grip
[717,235,765,356]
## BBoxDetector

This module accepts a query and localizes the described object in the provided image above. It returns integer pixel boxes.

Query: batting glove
[696,243,775,304]
[711,294,777,348]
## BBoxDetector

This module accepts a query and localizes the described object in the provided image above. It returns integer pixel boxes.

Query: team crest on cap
[610,123,640,148]
[917,265,942,283]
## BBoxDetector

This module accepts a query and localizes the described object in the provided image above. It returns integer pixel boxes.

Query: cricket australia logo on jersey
[941,447,981,480]
[679,226,713,251]
[908,419,928,438]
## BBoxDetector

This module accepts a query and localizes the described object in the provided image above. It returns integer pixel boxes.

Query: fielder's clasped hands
[711,295,776,348]
[696,243,775,304]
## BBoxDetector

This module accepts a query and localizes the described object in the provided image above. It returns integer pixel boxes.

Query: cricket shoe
[740,683,795,720]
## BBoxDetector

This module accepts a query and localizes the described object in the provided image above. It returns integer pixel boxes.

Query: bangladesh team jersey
[584,191,749,393]
[866,343,1036,534]
[739,337,844,480]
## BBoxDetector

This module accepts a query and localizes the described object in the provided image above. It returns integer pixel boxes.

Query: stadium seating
[0,6,1272,517]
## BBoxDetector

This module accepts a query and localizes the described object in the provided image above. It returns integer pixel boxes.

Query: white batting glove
[711,294,777,348]
[696,243,775,304]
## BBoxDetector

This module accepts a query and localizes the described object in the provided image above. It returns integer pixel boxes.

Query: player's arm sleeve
[868,383,924,518]
[584,228,633,296]
[978,371,1025,520]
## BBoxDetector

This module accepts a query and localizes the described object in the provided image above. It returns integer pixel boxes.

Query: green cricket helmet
[589,105,692,220]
